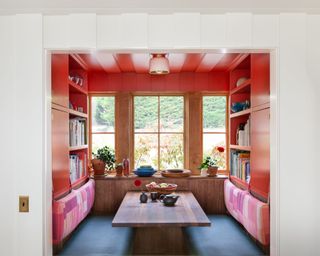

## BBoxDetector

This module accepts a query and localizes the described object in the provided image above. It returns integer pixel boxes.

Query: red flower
[217,146,225,153]
[134,179,142,187]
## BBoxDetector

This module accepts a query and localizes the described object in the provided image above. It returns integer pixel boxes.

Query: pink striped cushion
[242,192,270,245]
[224,179,270,246]
[52,179,95,245]
[224,179,249,223]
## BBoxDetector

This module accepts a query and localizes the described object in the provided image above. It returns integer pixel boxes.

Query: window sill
[92,173,228,180]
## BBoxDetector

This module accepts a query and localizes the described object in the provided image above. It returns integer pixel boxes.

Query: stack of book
[69,154,87,183]
[69,118,86,147]
[237,118,250,146]
[230,151,250,183]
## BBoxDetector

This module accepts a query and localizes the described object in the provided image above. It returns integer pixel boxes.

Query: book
[69,153,87,184]
[230,151,250,182]
[69,118,86,147]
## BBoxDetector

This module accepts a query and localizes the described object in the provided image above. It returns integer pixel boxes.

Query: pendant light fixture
[149,54,170,75]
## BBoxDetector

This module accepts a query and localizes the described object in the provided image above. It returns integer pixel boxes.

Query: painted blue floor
[187,215,266,256]
[56,215,133,256]
[57,215,266,256]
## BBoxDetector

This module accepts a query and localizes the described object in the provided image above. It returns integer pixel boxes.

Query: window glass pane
[160,96,184,132]
[134,134,158,169]
[203,96,226,132]
[92,134,115,154]
[160,134,184,170]
[91,97,115,132]
[203,134,226,170]
[134,96,158,132]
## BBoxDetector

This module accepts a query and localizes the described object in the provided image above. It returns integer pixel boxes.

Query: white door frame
[43,48,279,256]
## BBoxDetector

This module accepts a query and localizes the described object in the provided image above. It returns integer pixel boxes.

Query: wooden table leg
[132,227,190,255]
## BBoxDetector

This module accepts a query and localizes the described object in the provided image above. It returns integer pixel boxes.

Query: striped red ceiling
[79,52,240,73]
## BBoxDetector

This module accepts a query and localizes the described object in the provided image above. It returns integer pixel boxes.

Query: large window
[90,96,115,154]
[134,96,184,170]
[202,96,227,170]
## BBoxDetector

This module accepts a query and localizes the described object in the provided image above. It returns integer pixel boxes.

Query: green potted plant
[199,156,217,176]
[91,146,116,175]
[199,146,225,177]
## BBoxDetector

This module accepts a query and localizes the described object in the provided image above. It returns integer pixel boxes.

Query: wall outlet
[19,196,29,212]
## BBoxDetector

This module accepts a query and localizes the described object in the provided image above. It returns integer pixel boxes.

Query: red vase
[123,158,130,176]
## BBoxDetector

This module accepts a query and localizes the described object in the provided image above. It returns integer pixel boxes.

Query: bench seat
[224,179,270,246]
[53,179,95,246]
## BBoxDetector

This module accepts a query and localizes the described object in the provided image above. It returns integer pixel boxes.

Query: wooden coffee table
[112,191,211,255]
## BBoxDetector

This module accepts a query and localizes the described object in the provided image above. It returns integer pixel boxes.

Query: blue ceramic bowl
[134,169,156,177]
[231,101,250,113]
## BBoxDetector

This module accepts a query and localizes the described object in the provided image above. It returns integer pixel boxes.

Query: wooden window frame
[89,93,116,160]
[132,94,185,171]
[201,93,229,175]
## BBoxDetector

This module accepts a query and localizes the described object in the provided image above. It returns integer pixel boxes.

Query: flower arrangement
[211,146,225,169]
[199,146,225,172]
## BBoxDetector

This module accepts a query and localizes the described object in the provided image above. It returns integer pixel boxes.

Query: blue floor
[56,215,133,256]
[57,215,266,256]
[187,215,266,256]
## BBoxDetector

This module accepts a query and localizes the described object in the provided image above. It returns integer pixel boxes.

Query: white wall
[0,14,44,256]
[0,15,15,256]
[1,12,320,256]
[279,13,317,255]
[14,14,44,256]
[306,15,320,250]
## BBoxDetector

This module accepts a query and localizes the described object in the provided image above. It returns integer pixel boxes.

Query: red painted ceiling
[79,52,240,74]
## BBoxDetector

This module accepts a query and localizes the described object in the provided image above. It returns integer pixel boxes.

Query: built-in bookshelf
[52,54,89,199]
[229,53,270,201]
[68,54,89,189]
[229,54,251,185]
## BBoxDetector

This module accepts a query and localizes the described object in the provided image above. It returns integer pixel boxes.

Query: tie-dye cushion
[224,179,269,245]
[53,179,95,245]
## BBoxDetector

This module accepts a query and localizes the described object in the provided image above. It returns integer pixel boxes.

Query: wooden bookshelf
[69,108,88,118]
[229,54,251,185]
[230,145,251,151]
[69,145,88,151]
[230,108,251,118]
[69,80,88,95]
[52,53,89,200]
[230,79,251,95]
[229,53,271,202]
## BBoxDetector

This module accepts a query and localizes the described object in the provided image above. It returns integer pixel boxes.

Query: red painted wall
[88,71,229,92]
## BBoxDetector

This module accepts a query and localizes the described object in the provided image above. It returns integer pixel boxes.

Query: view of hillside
[91,95,226,169]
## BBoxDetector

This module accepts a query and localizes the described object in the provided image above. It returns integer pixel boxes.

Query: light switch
[19,196,29,212]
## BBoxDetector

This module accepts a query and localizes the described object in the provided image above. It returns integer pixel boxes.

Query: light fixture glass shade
[149,54,170,75]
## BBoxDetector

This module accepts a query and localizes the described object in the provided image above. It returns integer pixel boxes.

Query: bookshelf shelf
[69,145,88,151]
[230,145,251,151]
[230,176,249,190]
[69,80,88,95]
[69,108,88,118]
[230,108,251,118]
[230,79,251,95]
[71,176,88,189]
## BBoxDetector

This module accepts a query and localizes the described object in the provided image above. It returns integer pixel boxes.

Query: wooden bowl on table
[161,169,191,178]
[145,183,178,195]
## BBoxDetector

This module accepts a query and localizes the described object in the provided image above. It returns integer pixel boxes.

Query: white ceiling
[1,0,320,14]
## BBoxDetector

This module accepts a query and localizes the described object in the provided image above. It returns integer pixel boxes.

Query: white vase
[200,169,207,177]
